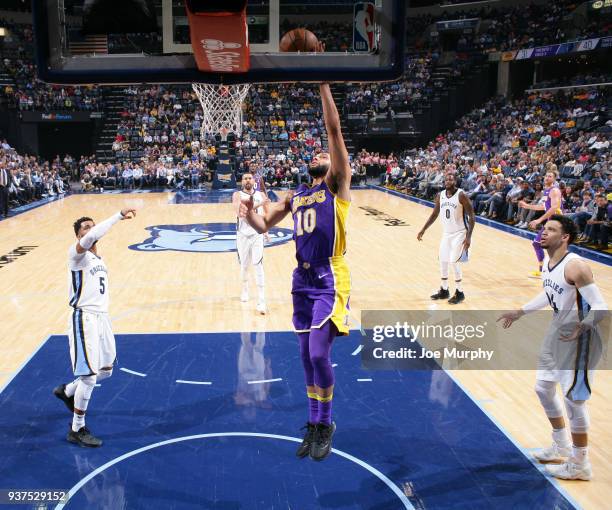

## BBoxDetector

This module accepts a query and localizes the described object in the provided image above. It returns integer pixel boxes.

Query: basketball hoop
[192,83,250,141]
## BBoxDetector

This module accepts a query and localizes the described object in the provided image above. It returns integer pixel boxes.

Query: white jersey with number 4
[541,252,585,323]
[237,190,265,236]
[68,245,109,313]
[440,189,467,234]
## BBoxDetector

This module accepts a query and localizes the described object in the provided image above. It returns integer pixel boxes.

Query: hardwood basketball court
[0,188,610,509]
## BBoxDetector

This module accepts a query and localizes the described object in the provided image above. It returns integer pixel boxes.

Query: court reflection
[234,332,273,420]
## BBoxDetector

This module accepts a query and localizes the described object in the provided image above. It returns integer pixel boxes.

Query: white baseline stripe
[176,379,212,385]
[357,378,373,382]
[120,367,147,377]
[54,432,414,510]
[247,378,282,385]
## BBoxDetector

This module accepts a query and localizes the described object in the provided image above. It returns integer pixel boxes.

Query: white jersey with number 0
[440,189,467,234]
[68,245,109,313]
[237,190,265,236]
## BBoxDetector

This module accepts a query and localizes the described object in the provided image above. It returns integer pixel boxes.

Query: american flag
[68,34,108,55]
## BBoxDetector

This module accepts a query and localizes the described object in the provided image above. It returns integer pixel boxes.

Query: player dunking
[519,170,562,278]
[232,173,267,314]
[498,215,607,480]
[417,173,475,304]
[239,81,350,462]
[53,208,136,447]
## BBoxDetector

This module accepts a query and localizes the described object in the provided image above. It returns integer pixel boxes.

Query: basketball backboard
[33,0,405,85]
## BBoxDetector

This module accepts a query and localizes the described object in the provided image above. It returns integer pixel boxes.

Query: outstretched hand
[496,310,523,329]
[120,208,137,219]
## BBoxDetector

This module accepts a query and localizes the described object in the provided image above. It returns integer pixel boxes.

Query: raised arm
[320,83,351,202]
[240,193,292,234]
[75,208,136,254]
[417,193,441,240]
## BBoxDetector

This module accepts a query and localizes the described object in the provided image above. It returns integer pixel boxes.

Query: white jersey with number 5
[68,245,109,313]
[237,190,265,236]
[440,189,467,234]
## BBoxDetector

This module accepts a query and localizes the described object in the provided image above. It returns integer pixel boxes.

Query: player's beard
[308,164,329,178]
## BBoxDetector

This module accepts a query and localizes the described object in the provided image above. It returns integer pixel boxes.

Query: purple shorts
[292,257,351,336]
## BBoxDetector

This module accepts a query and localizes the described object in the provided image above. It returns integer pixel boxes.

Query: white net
[192,83,251,141]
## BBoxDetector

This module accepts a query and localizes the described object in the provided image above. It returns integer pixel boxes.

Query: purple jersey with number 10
[290,180,351,336]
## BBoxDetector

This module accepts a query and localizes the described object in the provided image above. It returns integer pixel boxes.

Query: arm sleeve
[521,291,550,314]
[68,244,87,269]
[578,283,609,329]
[78,212,123,251]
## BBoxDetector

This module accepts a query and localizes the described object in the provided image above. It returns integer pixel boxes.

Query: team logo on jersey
[129,223,293,253]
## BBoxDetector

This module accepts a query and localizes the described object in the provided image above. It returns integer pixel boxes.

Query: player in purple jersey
[240,74,350,461]
[519,170,562,278]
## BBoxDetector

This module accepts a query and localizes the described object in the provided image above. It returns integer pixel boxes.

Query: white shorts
[439,230,468,263]
[237,233,264,266]
[536,322,601,401]
[68,309,116,376]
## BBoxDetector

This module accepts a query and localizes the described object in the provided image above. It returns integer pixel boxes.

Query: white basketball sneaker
[533,442,571,463]
[240,288,249,302]
[256,301,266,315]
[547,460,592,481]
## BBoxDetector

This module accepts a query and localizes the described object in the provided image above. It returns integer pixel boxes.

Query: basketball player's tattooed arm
[561,259,609,341]
[75,208,136,254]
[416,193,441,241]
[459,192,475,250]
[240,192,292,234]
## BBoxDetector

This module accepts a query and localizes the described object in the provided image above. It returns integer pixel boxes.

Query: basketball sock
[440,262,449,290]
[72,375,96,431]
[552,427,571,447]
[64,378,80,398]
[318,398,333,426]
[307,394,318,424]
[72,412,85,432]
[455,280,463,292]
[571,445,588,465]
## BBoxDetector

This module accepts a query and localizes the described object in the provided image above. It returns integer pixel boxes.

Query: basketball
[279,28,319,52]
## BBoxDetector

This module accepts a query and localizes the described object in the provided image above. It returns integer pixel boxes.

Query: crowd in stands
[377,85,611,249]
[344,54,435,115]
[410,0,610,53]
[0,139,71,216]
[0,20,104,112]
